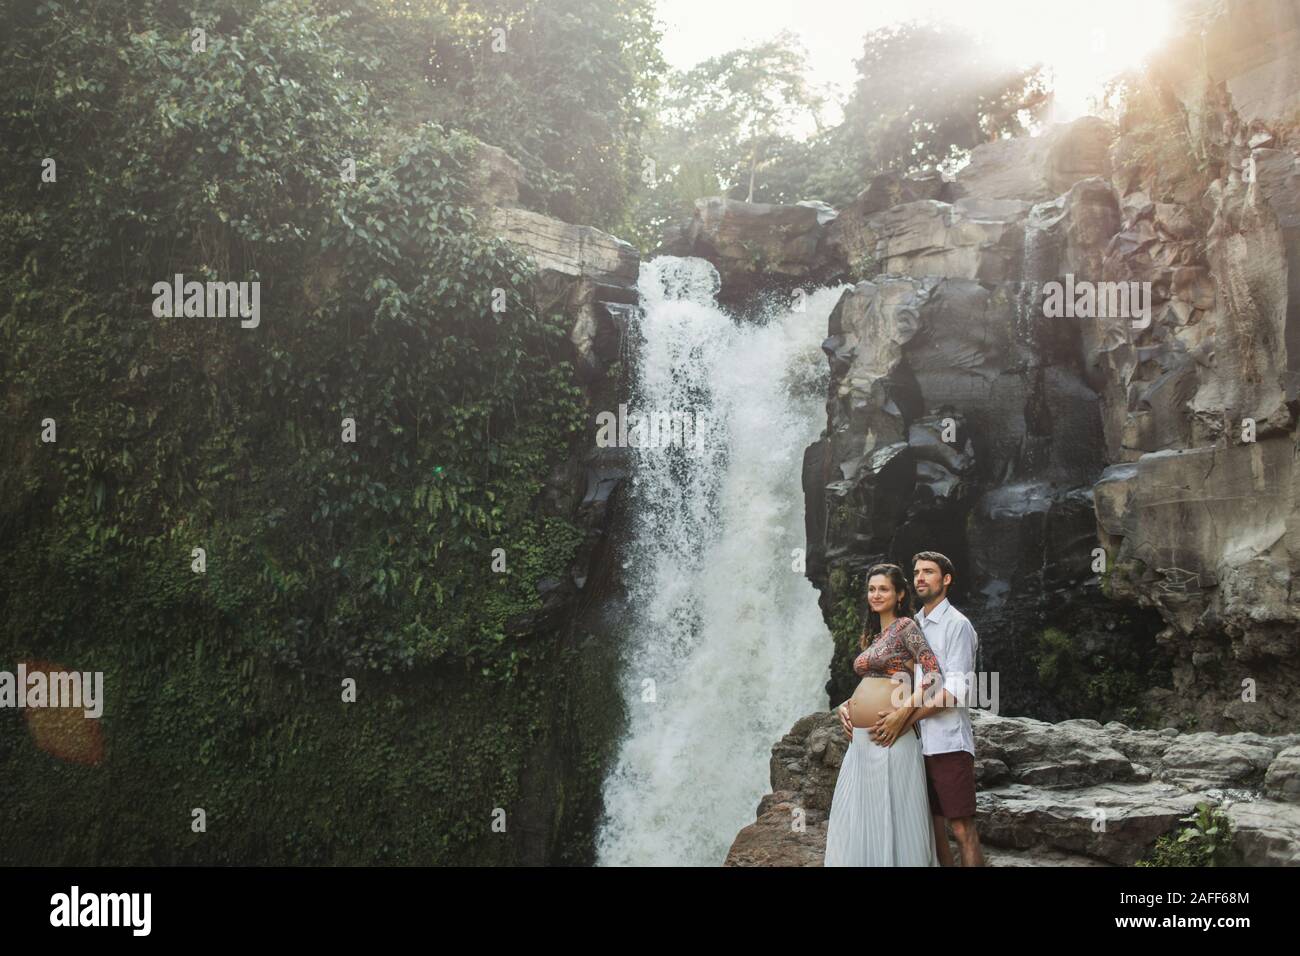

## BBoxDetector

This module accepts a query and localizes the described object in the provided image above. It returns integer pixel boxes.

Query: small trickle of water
[594,256,846,866]
[1016,199,1064,346]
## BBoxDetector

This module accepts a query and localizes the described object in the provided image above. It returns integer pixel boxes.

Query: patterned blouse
[853,616,943,692]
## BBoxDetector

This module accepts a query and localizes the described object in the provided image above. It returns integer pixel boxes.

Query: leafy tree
[623,30,827,251]
[660,29,826,203]
[414,0,665,233]
[624,21,1048,245]
[816,20,1049,205]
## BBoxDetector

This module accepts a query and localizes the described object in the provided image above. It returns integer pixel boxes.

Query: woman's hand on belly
[837,701,853,740]
[870,706,913,748]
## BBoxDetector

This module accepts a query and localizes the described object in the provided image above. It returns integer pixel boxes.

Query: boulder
[847,169,949,217]
[726,710,1300,866]
[652,196,845,308]
[487,205,639,383]
[1263,745,1300,802]
[951,117,1116,204]
[826,197,1029,283]
[468,141,528,208]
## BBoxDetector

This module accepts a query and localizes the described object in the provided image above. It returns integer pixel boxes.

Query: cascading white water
[594,256,848,866]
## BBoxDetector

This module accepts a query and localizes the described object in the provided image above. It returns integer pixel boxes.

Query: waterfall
[594,256,846,866]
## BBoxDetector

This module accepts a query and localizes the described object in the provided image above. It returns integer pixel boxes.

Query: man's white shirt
[912,597,978,757]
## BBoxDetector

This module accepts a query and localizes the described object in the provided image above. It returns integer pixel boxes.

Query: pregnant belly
[848,675,910,728]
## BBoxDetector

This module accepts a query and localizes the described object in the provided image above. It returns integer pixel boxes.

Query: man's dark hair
[912,550,955,582]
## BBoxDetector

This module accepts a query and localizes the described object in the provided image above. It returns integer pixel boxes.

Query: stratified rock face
[650,121,1114,315]
[827,197,1030,284]
[847,169,948,217]
[724,711,1300,866]
[1084,3,1300,733]
[797,1,1300,734]
[486,206,639,385]
[466,139,640,390]
[951,116,1116,204]
[805,179,1171,724]
[1200,0,1300,126]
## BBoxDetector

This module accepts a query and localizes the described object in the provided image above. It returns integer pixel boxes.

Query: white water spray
[594,256,847,866]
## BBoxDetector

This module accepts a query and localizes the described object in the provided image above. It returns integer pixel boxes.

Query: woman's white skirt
[824,727,938,866]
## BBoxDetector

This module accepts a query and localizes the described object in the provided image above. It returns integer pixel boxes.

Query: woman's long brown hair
[857,563,915,651]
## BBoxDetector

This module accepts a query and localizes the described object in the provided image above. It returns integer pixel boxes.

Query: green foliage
[1031,627,1144,725]
[733,21,1048,211]
[1137,802,1234,867]
[0,0,638,862]
[825,567,869,701]
[829,571,865,647]
[419,0,665,234]
[0,0,588,676]
[0,597,624,864]
[821,21,1048,202]
[621,30,830,251]
[1033,628,1074,686]
[620,18,1050,251]
[850,250,882,282]
[1098,547,1115,596]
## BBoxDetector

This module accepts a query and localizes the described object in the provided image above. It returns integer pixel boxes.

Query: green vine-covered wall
[0,0,647,864]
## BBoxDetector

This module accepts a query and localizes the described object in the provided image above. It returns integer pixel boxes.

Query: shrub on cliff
[0,0,612,676]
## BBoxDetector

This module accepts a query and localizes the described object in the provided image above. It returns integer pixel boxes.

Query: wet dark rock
[794,7,1300,734]
[652,196,847,311]
[726,710,1300,866]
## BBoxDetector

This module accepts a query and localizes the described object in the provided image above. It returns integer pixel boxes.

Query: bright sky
[655,0,1175,134]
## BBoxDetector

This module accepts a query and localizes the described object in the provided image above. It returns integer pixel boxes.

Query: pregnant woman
[824,563,943,867]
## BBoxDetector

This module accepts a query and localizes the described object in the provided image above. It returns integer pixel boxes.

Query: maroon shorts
[924,750,976,819]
